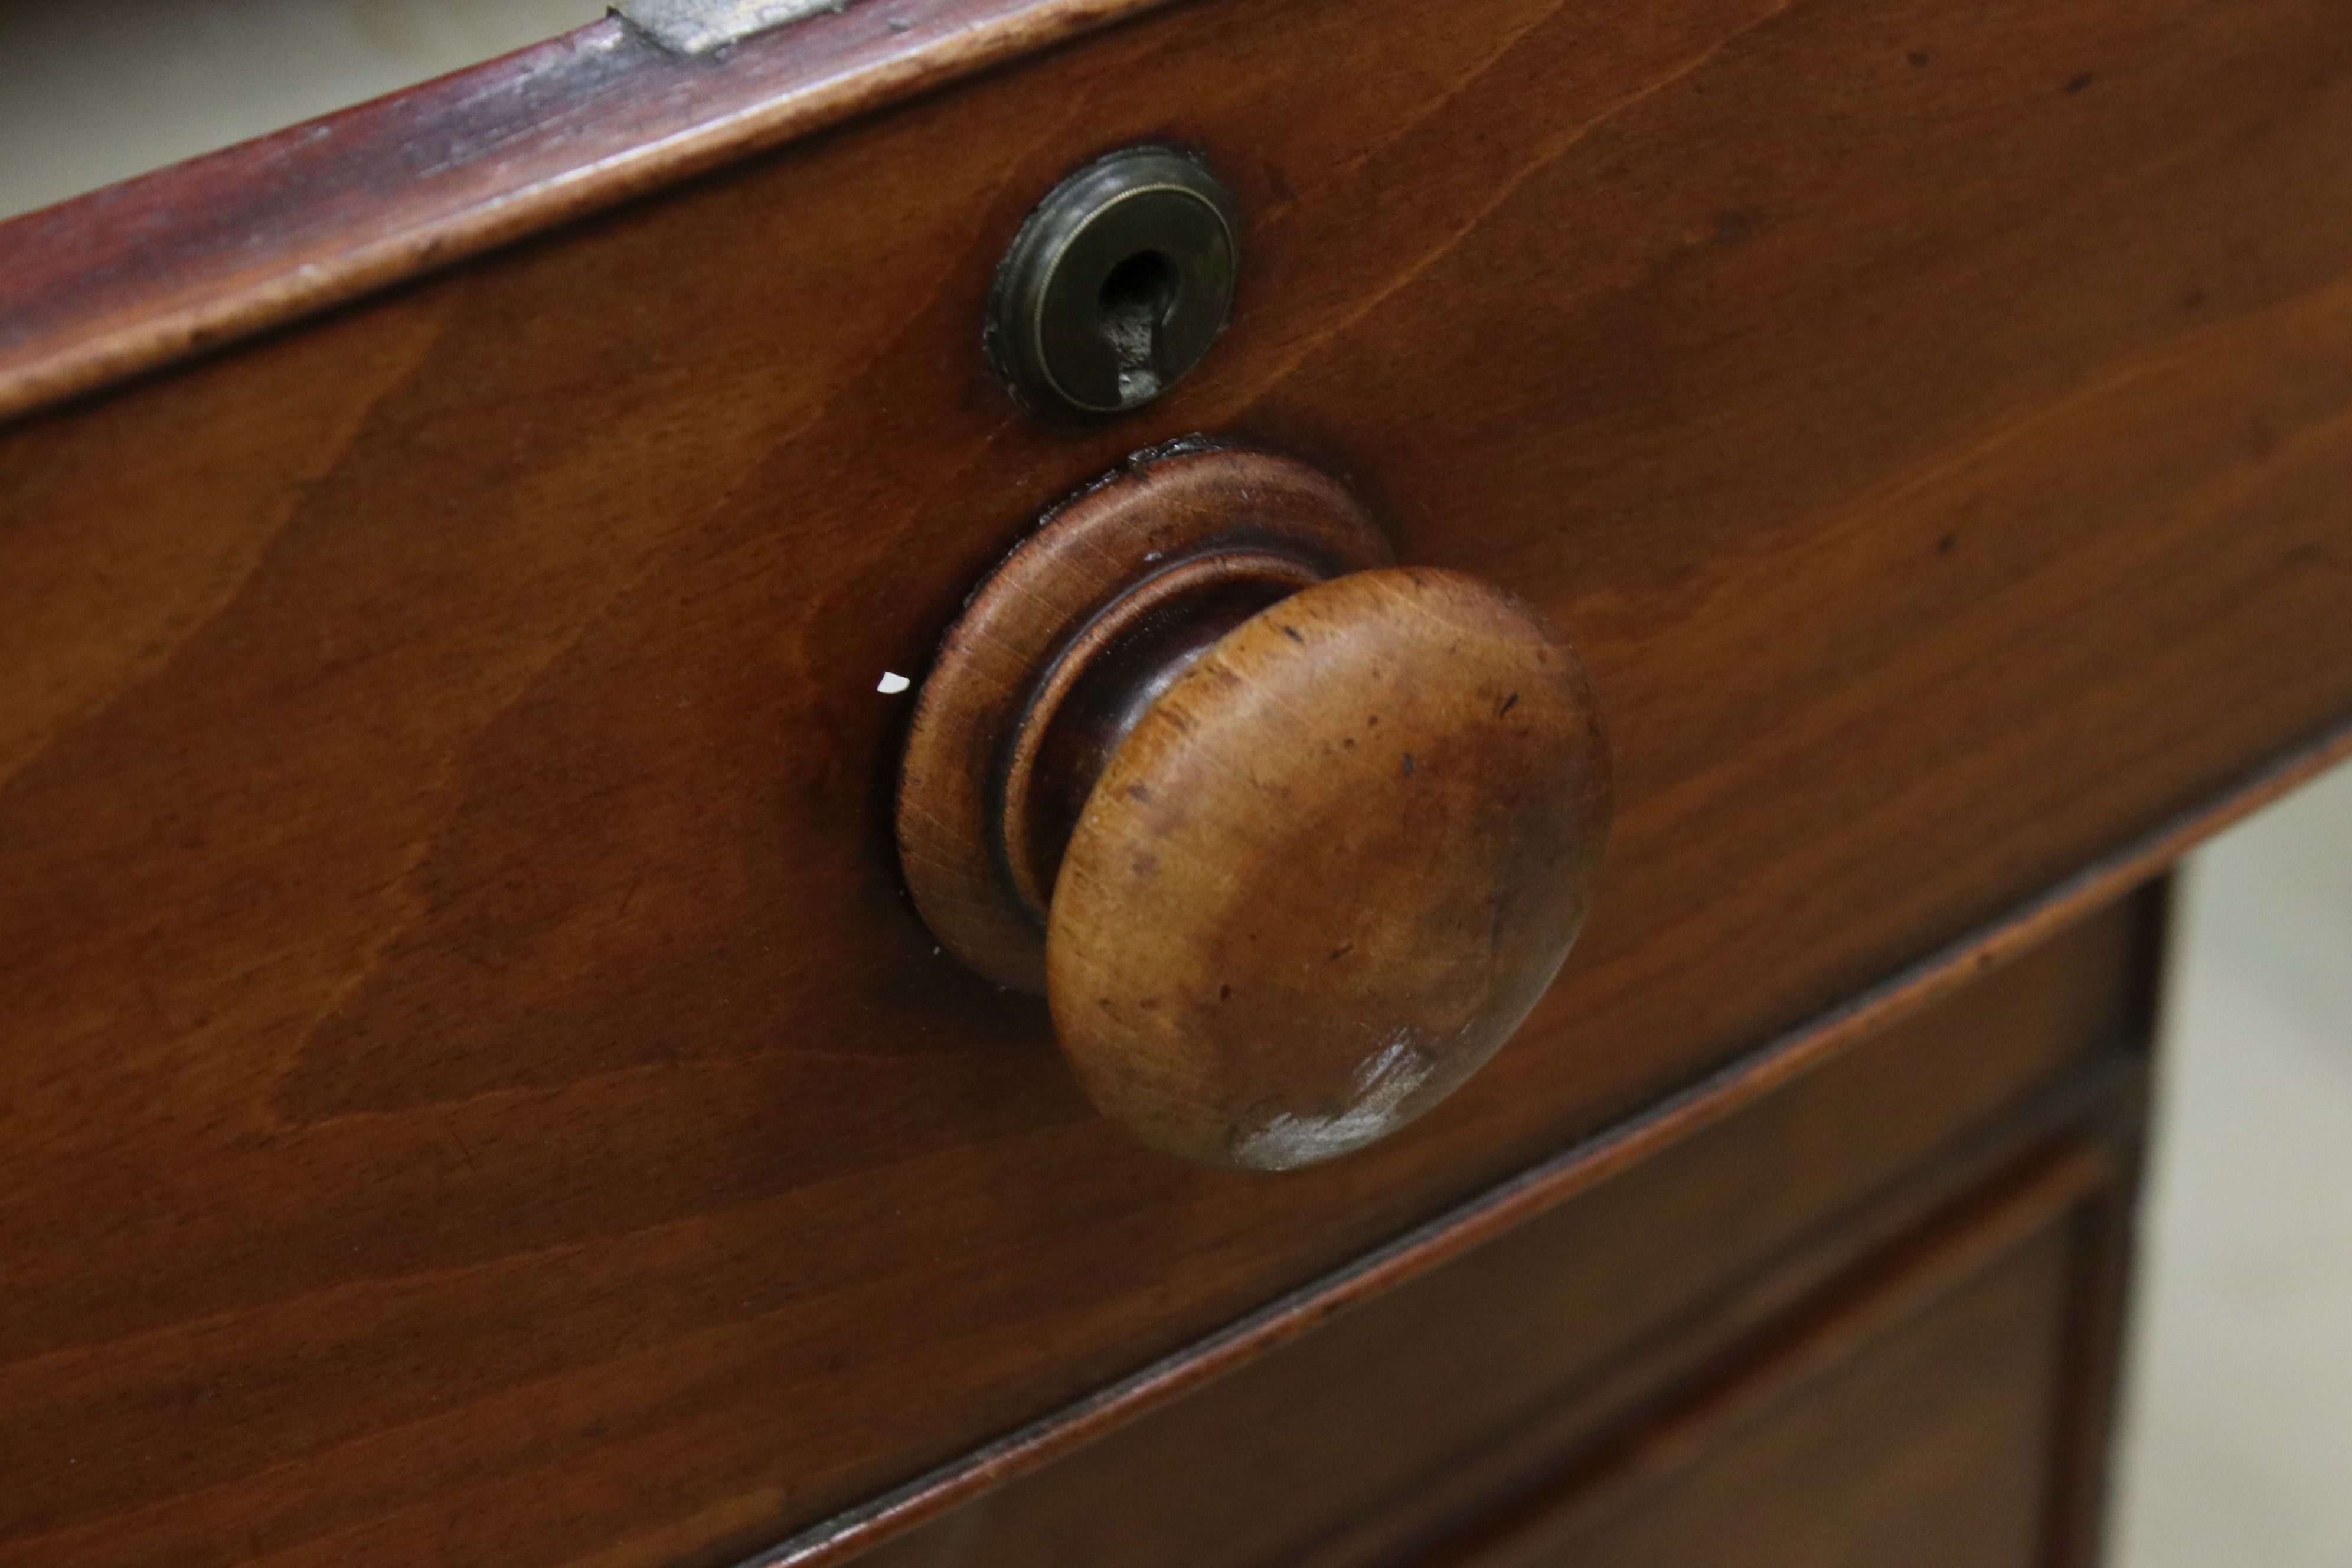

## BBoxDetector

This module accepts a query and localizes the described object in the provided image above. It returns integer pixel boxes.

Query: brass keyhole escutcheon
[985,146,1241,420]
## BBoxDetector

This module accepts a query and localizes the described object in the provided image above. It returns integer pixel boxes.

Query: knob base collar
[896,445,1394,992]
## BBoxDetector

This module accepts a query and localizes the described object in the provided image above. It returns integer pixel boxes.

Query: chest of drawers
[3,0,2349,1563]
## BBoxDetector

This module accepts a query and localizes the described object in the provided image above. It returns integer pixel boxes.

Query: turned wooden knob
[898,447,1611,1170]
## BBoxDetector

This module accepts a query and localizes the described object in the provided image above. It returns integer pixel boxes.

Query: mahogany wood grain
[1,0,2348,1561]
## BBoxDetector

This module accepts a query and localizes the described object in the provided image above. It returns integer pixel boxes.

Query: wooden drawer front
[0,0,2343,1551]
[838,892,2147,1568]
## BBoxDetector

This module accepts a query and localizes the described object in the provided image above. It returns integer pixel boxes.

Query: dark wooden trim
[740,713,2350,1568]
[2034,877,2165,1566]
[2117,872,2178,1054]
[2039,1058,2159,1566]
[0,0,1178,424]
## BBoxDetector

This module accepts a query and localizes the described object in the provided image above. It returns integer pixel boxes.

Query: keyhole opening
[1098,250,1180,405]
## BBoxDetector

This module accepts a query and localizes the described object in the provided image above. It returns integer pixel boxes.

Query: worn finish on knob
[897,446,1611,1170]
[1051,569,1609,1168]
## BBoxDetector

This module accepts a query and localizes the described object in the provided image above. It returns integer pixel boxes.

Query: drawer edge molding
[0,0,1181,426]
[740,705,2352,1568]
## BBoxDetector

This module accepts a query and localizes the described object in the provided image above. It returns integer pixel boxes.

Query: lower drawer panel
[1435,1157,2098,1568]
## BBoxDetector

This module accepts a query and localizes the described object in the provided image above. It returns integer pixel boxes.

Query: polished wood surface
[3,0,2349,1559]
[839,890,2152,1568]
[901,445,1611,1167]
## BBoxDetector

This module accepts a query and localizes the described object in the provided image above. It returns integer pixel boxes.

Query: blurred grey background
[5,5,2347,1561]
[2115,761,2352,1568]
[0,0,598,221]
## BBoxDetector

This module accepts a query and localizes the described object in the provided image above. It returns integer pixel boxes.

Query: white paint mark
[1231,1029,1441,1171]
[876,671,912,695]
